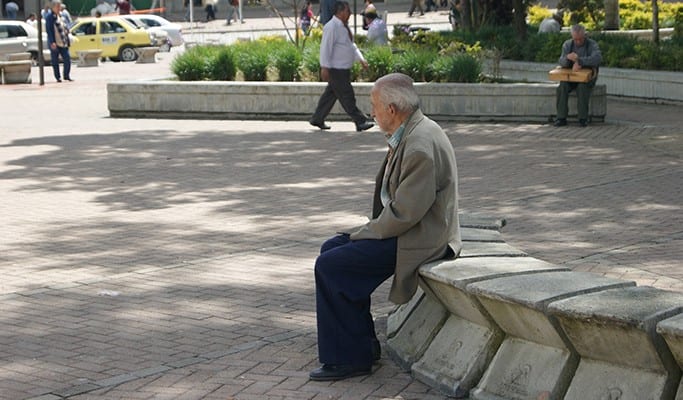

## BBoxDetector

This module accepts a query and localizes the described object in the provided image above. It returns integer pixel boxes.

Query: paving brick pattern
[1,15,682,400]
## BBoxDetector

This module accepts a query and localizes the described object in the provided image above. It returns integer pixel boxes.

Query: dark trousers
[310,68,367,126]
[556,81,593,121]
[49,46,71,81]
[314,234,397,366]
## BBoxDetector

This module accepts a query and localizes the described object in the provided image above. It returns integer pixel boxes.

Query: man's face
[370,89,395,133]
[572,31,585,47]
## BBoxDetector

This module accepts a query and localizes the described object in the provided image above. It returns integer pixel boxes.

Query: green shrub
[301,41,321,80]
[431,53,482,82]
[271,42,302,81]
[208,46,236,81]
[393,49,437,82]
[363,45,394,81]
[171,46,214,81]
[234,42,270,81]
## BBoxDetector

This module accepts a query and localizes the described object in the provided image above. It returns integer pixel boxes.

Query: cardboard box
[548,67,593,83]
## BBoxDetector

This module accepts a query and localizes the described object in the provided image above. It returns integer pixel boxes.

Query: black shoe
[372,339,381,361]
[310,120,331,130]
[64,77,73,81]
[579,119,588,127]
[309,364,372,381]
[553,118,567,127]
[356,121,374,132]
[56,79,62,82]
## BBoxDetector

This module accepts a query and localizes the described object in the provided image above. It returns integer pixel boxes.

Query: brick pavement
[1,18,682,400]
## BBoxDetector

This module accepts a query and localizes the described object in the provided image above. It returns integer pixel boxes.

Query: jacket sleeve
[558,40,572,67]
[580,40,602,67]
[350,148,436,240]
[45,12,56,45]
[319,23,334,68]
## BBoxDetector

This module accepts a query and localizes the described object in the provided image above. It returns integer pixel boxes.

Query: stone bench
[0,60,32,84]
[107,81,607,123]
[77,50,102,67]
[2,52,32,61]
[134,47,159,64]
[658,314,683,400]
[549,286,683,400]
[385,217,683,399]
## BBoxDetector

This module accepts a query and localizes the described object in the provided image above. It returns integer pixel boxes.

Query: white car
[122,15,183,48]
[0,20,45,60]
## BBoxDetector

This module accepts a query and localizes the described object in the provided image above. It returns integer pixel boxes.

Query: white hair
[373,73,420,114]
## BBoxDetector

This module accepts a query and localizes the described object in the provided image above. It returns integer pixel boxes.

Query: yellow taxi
[69,16,162,62]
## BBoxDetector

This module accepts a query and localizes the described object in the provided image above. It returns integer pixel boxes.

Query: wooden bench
[134,47,159,64]
[77,50,102,67]
[0,60,32,84]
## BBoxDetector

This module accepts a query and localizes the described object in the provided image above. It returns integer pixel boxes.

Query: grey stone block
[461,227,504,243]
[549,286,683,400]
[412,257,567,397]
[386,291,448,372]
[460,242,526,258]
[468,271,635,400]
[386,286,424,339]
[658,313,683,400]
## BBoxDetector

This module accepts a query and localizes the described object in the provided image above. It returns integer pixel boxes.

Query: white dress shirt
[319,15,365,69]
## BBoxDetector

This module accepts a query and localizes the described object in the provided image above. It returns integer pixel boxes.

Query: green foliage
[171,46,215,81]
[363,45,395,81]
[234,41,270,81]
[271,41,303,81]
[208,46,237,81]
[301,41,321,80]
[431,53,481,82]
[528,4,553,26]
[393,49,437,82]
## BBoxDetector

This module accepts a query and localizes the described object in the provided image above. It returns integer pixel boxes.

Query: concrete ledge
[658,314,683,400]
[107,80,607,123]
[77,50,102,68]
[549,286,683,400]
[385,220,683,399]
[490,60,683,104]
[135,47,159,64]
[0,60,32,84]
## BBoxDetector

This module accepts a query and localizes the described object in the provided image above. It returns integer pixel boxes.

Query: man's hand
[567,52,578,62]
[572,62,581,71]
[50,42,57,50]
[360,60,369,69]
[320,67,330,82]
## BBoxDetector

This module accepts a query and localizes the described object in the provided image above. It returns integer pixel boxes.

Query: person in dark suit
[45,0,72,83]
[309,1,374,132]
[309,73,462,381]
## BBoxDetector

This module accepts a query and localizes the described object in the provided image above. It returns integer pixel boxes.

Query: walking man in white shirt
[309,1,374,132]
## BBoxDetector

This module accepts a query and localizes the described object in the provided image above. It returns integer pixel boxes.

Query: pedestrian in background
[45,0,72,82]
[5,1,19,19]
[309,0,374,132]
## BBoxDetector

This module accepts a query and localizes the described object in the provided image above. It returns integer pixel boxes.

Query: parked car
[120,16,171,52]
[0,20,45,61]
[122,15,183,47]
[69,16,163,62]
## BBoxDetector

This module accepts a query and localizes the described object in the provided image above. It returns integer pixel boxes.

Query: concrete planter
[491,60,683,104]
[107,80,606,123]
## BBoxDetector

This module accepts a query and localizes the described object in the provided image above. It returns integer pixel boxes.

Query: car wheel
[119,45,137,62]
[159,42,171,52]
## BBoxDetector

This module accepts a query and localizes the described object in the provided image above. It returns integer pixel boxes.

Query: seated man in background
[364,8,388,45]
[554,24,602,127]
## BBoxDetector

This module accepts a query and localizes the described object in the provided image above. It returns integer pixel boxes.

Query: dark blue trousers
[314,234,397,367]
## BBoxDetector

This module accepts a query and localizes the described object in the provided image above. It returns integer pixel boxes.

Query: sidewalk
[0,15,682,400]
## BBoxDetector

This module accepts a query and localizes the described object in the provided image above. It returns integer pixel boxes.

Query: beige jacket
[348,110,461,304]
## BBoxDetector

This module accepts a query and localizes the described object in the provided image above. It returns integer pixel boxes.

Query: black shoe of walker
[309,120,331,130]
[579,119,588,127]
[554,118,567,127]
[356,121,374,132]
[309,364,372,381]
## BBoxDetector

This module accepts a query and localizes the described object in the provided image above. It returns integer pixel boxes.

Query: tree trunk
[604,0,619,30]
[513,0,526,39]
[460,0,471,31]
[653,0,660,43]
